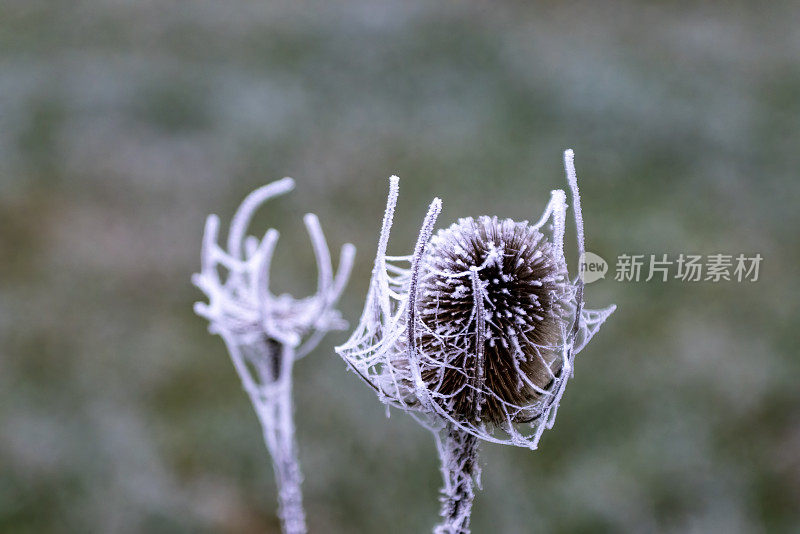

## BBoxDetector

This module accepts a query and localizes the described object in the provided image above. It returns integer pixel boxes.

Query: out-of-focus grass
[1,1,798,532]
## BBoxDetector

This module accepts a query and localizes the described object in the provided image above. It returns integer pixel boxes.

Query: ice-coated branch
[194,179,355,534]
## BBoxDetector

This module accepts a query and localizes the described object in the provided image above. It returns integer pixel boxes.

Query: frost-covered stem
[269,390,306,534]
[435,425,479,534]
[249,341,307,534]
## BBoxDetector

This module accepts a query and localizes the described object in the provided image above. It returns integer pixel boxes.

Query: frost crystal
[193,178,355,534]
[336,150,615,533]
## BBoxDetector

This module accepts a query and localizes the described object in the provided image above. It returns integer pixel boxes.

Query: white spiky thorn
[336,151,615,533]
[193,178,355,534]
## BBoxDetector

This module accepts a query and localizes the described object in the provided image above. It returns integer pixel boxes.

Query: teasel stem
[243,339,307,534]
[435,424,480,534]
[434,266,486,533]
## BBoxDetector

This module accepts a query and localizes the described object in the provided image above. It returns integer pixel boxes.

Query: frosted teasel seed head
[336,150,615,449]
[417,215,571,425]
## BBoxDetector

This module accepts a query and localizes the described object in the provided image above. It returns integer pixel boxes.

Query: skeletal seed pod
[416,216,570,425]
[193,179,355,534]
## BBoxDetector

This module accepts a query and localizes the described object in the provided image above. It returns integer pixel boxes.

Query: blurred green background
[1,1,798,533]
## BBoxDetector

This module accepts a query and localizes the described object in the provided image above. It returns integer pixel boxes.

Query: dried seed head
[416,216,570,425]
[337,153,616,451]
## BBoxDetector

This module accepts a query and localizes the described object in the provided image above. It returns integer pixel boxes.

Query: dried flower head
[193,178,355,354]
[337,151,614,447]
